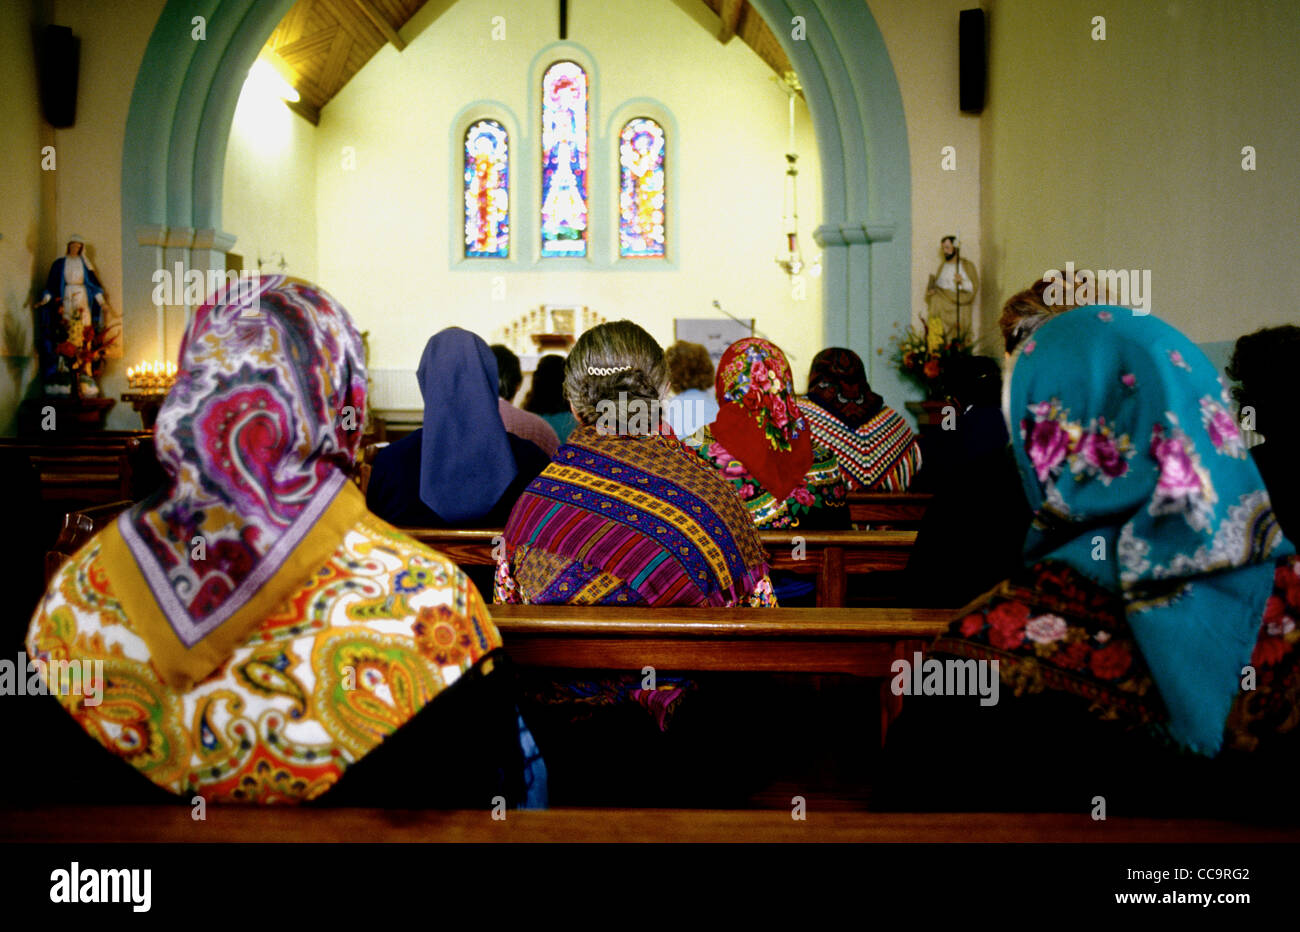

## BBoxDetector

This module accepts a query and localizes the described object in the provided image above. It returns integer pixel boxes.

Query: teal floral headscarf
[1010,307,1294,755]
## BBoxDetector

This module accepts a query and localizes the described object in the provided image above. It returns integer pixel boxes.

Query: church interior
[1,0,1298,867]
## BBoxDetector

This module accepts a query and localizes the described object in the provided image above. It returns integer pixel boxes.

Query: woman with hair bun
[497,321,777,803]
[497,320,774,609]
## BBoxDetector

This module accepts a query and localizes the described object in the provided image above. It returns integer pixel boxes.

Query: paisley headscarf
[711,337,813,502]
[1010,307,1294,754]
[806,347,883,430]
[99,277,370,689]
[416,328,517,522]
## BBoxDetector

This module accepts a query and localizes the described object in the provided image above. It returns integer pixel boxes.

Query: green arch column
[118,0,294,420]
[748,0,912,407]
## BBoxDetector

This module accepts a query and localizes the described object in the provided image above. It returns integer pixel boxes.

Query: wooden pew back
[400,527,917,607]
[846,491,932,529]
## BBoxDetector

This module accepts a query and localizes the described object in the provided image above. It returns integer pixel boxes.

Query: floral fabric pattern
[1008,308,1293,755]
[935,556,1300,752]
[27,515,502,804]
[690,424,848,528]
[717,338,807,451]
[1021,399,1134,486]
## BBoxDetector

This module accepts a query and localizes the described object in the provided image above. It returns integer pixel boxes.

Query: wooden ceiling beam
[717,0,743,44]
[350,0,406,50]
[285,96,321,126]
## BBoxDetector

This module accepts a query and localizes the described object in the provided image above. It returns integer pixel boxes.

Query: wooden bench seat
[402,527,918,607]
[489,604,948,676]
[0,805,1289,843]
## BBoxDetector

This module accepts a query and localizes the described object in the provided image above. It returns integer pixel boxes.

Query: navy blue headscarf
[417,328,517,522]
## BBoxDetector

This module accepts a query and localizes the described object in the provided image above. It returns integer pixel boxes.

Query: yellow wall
[11,0,1293,433]
[222,66,319,281]
[980,0,1300,344]
[311,0,822,403]
[0,0,166,431]
[0,0,49,433]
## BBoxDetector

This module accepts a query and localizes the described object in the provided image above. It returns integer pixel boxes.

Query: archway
[120,0,910,403]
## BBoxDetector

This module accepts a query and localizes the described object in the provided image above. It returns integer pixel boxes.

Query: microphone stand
[711,300,794,359]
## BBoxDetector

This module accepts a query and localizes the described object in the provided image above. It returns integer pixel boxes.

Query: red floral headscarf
[711,337,813,501]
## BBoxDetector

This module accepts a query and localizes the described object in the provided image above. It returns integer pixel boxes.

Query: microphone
[709,300,792,358]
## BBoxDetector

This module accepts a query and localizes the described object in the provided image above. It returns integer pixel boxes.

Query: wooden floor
[1,806,1293,843]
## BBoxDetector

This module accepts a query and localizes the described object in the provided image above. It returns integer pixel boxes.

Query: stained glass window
[464,119,509,258]
[540,61,588,257]
[618,118,666,258]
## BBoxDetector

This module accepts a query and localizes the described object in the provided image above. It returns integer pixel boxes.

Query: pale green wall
[981,0,1300,343]
[313,0,823,398]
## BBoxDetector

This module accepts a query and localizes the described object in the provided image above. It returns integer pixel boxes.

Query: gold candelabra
[126,360,177,393]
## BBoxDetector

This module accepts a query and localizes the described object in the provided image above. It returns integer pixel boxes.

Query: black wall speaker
[959,9,986,114]
[38,25,80,128]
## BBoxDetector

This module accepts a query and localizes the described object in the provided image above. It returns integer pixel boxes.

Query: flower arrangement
[52,312,110,397]
[889,315,974,400]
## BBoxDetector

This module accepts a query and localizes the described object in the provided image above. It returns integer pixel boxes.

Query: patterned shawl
[501,424,769,605]
[1006,307,1293,754]
[98,277,369,689]
[799,400,921,491]
[417,328,517,522]
[806,347,883,429]
[711,338,813,502]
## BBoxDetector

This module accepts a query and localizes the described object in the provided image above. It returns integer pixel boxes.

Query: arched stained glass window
[540,61,588,257]
[618,118,666,258]
[464,119,509,258]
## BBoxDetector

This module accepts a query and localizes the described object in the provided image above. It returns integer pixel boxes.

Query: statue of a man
[925,235,979,336]
[35,235,109,395]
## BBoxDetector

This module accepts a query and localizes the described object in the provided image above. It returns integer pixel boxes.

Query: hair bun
[587,365,633,376]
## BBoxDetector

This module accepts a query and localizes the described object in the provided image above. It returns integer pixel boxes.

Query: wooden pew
[846,491,932,529]
[491,602,944,746]
[355,441,389,495]
[1,805,1290,843]
[1,443,132,504]
[761,529,915,606]
[489,604,948,677]
[401,527,918,608]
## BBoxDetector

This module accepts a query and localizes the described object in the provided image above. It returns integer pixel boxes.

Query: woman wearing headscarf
[21,278,536,807]
[497,321,776,804]
[690,338,849,530]
[497,321,774,609]
[880,308,1299,818]
[366,328,550,528]
[798,347,921,492]
[523,353,578,443]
